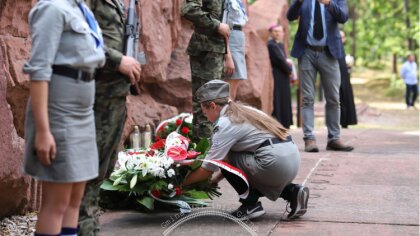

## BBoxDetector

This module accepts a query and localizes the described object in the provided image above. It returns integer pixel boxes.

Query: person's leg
[220,169,265,219]
[190,51,224,142]
[412,84,418,107]
[220,168,249,198]
[79,96,127,236]
[279,183,309,219]
[191,74,212,142]
[318,52,341,141]
[36,182,72,235]
[408,84,418,107]
[406,84,411,107]
[61,182,86,235]
[299,50,318,141]
[227,79,241,100]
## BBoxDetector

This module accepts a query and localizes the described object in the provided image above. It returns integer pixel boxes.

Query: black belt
[232,25,242,31]
[52,65,94,82]
[306,45,327,52]
[258,136,293,149]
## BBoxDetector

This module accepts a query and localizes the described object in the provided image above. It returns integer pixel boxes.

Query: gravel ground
[0,213,37,236]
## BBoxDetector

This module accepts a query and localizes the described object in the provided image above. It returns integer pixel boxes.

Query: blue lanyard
[77,3,103,48]
[235,0,247,17]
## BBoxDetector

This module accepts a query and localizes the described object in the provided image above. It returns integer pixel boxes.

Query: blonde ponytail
[226,101,288,140]
[202,99,288,140]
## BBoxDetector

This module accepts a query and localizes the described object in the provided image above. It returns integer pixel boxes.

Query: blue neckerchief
[235,0,247,17]
[77,3,103,48]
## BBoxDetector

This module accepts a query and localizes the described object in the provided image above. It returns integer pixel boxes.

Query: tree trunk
[404,0,413,50]
[350,6,357,59]
[393,53,398,74]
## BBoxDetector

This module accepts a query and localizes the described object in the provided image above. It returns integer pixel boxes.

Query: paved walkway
[99,104,419,236]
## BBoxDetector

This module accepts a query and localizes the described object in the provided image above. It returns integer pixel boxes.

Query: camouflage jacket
[181,0,226,56]
[86,0,130,97]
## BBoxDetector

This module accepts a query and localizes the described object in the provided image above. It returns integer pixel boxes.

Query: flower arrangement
[100,113,220,212]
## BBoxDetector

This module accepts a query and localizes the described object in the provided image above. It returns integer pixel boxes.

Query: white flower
[168,183,174,190]
[167,169,175,178]
[184,114,193,124]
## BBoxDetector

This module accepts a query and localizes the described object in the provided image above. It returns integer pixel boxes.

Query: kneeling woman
[183,80,309,220]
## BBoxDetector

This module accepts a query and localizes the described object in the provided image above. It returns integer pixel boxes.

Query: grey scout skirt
[23,74,99,183]
[228,141,300,200]
[227,29,247,80]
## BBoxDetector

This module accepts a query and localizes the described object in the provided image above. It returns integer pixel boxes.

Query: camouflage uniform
[181,0,226,142]
[78,0,130,235]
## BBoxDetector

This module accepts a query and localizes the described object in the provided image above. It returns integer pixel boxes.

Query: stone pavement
[99,100,419,236]
[98,125,419,236]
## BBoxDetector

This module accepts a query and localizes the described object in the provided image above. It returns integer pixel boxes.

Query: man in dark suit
[287,0,354,152]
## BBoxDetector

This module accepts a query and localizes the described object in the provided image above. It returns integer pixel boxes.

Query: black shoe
[231,201,265,220]
[326,140,354,152]
[287,185,309,219]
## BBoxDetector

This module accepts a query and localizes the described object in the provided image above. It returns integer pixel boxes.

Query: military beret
[195,80,230,103]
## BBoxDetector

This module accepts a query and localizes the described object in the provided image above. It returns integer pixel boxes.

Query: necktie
[313,0,324,40]
[78,3,103,48]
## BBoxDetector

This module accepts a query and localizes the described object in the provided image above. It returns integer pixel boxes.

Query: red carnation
[181,127,190,135]
[176,119,182,126]
[175,187,182,196]
[150,139,165,150]
[151,189,161,198]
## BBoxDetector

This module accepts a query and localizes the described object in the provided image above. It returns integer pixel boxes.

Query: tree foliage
[283,0,419,67]
[344,0,419,66]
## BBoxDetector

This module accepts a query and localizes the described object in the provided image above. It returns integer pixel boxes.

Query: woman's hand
[34,131,56,166]
[224,53,235,76]
[210,170,224,186]
[183,167,213,186]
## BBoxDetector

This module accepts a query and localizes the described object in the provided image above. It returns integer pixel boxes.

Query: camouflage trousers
[190,51,224,142]
[78,95,127,236]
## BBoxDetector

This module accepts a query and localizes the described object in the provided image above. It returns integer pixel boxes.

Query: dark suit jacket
[287,0,348,59]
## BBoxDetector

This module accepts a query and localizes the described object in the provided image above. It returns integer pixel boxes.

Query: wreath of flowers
[100,113,220,211]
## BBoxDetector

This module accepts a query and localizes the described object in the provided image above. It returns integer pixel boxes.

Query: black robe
[338,57,357,127]
[267,39,293,128]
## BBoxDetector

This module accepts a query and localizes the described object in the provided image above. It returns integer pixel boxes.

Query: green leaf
[183,190,209,199]
[150,180,168,190]
[131,183,150,195]
[100,180,131,191]
[100,180,120,191]
[195,138,210,153]
[113,176,124,186]
[130,174,138,189]
[137,196,154,210]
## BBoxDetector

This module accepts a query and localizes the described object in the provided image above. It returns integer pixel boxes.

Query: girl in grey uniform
[23,0,105,235]
[183,80,309,220]
[223,0,248,100]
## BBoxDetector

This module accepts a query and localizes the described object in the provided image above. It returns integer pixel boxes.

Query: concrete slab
[271,221,419,236]
[98,128,419,235]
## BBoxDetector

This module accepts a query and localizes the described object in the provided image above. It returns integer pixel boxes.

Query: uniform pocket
[70,19,90,34]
